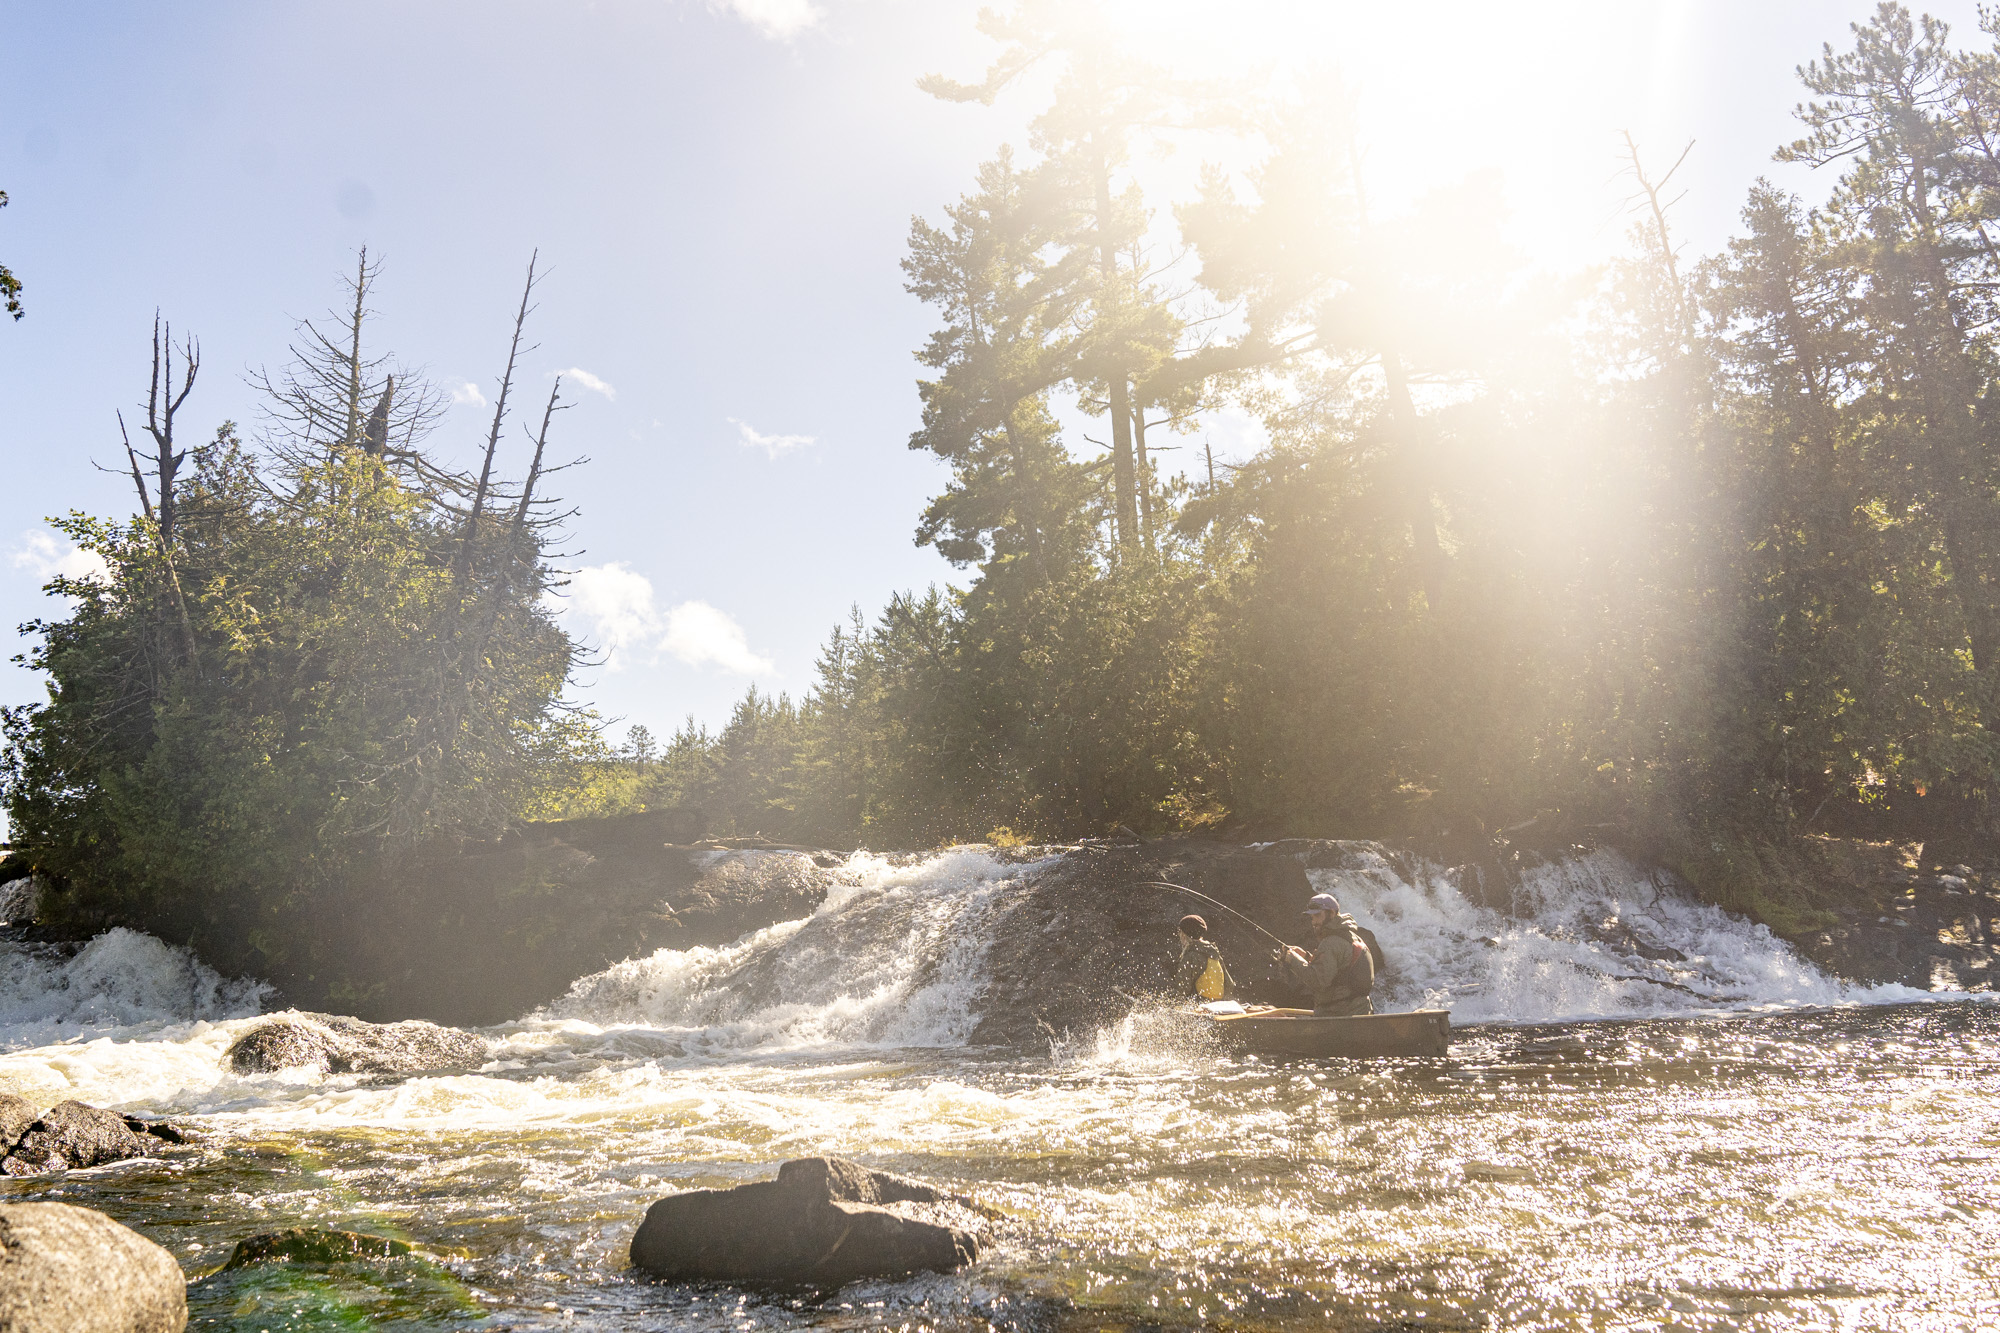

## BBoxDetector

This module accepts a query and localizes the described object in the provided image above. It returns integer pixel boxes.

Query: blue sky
[3,0,1988,750]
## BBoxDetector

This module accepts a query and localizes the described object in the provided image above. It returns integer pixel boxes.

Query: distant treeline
[555,4,2000,902]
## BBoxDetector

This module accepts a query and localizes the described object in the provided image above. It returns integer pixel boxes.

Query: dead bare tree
[111,313,200,657]
[249,248,447,470]
[455,251,540,591]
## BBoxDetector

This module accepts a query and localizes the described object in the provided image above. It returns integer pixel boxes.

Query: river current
[0,846,1993,1330]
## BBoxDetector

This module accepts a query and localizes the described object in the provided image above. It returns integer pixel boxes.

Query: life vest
[1196,955,1227,1000]
[1336,932,1375,996]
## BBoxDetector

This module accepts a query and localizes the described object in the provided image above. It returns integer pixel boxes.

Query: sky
[2,0,1993,753]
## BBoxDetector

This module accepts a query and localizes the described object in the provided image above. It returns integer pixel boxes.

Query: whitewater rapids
[0,844,1991,1330]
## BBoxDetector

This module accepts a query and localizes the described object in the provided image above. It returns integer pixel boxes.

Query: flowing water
[0,846,1995,1331]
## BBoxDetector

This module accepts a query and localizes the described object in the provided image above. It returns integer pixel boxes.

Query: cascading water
[541,848,1047,1055]
[0,844,1990,1331]
[1298,843,1932,1021]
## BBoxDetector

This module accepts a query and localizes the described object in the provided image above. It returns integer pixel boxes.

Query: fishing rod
[1138,880,1296,952]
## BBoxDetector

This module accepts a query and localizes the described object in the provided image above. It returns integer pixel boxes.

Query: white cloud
[557,563,772,676]
[555,367,616,401]
[12,530,109,586]
[731,417,816,458]
[561,562,663,671]
[711,0,820,39]
[663,600,775,675]
[452,381,487,406]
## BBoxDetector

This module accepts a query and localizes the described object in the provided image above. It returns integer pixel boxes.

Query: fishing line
[1138,880,1295,950]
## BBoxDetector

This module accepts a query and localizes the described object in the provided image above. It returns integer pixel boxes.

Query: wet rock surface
[1776,840,2000,991]
[629,1156,984,1285]
[0,1200,187,1332]
[969,842,1322,1046]
[222,1226,411,1269]
[0,1100,181,1177]
[225,1013,489,1076]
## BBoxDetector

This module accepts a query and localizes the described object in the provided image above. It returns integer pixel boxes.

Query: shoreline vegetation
[9,4,2000,1006]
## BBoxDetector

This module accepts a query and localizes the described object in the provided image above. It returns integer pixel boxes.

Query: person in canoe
[1276,892,1375,1015]
[1173,914,1234,1001]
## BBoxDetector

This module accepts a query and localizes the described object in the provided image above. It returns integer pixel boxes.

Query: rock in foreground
[0,1201,186,1332]
[225,1013,488,1076]
[630,1157,983,1285]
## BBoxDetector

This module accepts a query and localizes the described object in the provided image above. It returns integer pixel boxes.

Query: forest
[8,1,2000,973]
[579,5,2000,894]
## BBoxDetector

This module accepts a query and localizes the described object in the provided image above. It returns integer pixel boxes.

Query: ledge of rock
[630,1156,984,1286]
[0,1096,183,1177]
[225,1013,489,1076]
[0,1201,186,1332]
[222,1227,412,1269]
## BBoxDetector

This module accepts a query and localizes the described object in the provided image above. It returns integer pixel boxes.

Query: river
[0,846,1993,1330]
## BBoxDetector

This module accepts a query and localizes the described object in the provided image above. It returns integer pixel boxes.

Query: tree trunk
[1381,346,1442,610]
[1091,139,1139,548]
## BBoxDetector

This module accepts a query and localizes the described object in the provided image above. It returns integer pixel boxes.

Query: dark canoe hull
[1208,1008,1452,1058]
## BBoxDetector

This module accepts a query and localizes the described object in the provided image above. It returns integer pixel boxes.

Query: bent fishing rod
[1138,880,1297,952]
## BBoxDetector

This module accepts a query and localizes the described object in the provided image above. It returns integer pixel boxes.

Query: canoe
[1204,1006,1452,1058]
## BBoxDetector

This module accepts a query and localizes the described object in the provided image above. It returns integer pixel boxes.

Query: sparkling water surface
[0,849,1993,1330]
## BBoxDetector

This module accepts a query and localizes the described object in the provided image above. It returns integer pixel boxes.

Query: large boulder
[629,1156,983,1285]
[1,1101,156,1177]
[967,842,1321,1045]
[225,1013,489,1076]
[0,1201,186,1332]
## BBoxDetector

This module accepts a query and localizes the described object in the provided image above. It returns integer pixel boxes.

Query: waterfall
[542,847,1051,1053]
[1296,843,1930,1022]
[540,841,1929,1054]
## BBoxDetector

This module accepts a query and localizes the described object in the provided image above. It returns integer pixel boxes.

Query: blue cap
[1304,893,1341,915]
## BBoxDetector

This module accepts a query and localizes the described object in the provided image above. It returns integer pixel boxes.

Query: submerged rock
[0,1201,186,1332]
[1,1101,158,1176]
[222,1226,411,1269]
[629,1156,984,1285]
[225,1013,488,1076]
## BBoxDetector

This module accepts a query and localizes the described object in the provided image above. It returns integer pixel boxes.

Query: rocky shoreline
[3,814,1995,1031]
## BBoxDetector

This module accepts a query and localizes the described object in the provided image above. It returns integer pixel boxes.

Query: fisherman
[1276,892,1375,1015]
[1173,914,1234,1002]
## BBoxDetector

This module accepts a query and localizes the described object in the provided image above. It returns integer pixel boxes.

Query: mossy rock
[222,1226,411,1269]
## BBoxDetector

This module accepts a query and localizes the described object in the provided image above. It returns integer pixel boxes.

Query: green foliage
[604,4,2000,889]
[0,188,22,320]
[4,272,588,993]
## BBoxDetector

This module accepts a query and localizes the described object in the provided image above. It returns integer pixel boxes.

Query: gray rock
[0,1201,186,1332]
[225,1013,488,1076]
[630,1156,983,1285]
[1,1101,155,1177]
[0,1093,37,1153]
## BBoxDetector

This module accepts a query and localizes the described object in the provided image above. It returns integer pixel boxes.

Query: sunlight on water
[0,845,1993,1330]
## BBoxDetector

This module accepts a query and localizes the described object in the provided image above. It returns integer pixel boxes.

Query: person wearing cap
[1173,914,1234,1002]
[1275,892,1375,1015]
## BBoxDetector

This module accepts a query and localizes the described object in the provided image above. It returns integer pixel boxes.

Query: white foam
[0,841,1975,1127]
[533,847,1048,1055]
[1307,845,1938,1023]
[0,927,266,1052]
